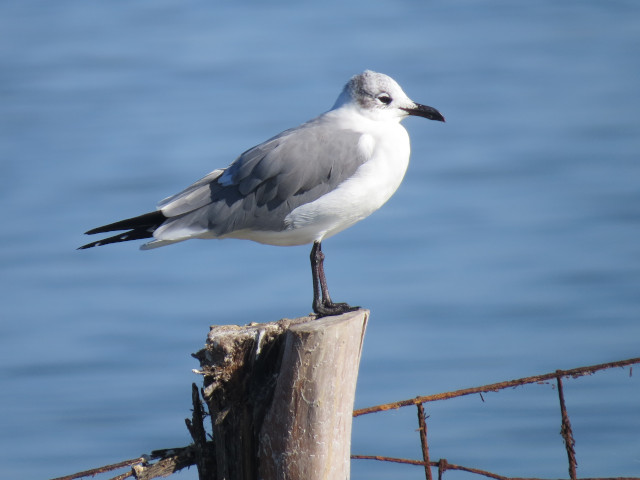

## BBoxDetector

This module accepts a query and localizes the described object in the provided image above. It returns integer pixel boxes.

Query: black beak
[401,103,445,122]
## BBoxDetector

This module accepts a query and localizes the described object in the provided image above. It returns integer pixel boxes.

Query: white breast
[283,119,411,243]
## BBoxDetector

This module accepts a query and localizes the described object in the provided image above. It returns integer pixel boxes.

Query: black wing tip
[77,236,121,250]
[79,210,166,249]
[77,239,108,250]
[83,211,166,235]
[78,228,157,250]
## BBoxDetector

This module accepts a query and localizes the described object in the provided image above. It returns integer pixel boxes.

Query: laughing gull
[80,70,444,316]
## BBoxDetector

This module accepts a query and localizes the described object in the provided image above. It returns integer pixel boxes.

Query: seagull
[79,70,445,317]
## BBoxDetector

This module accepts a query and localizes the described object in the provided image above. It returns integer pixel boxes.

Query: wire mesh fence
[351,356,640,480]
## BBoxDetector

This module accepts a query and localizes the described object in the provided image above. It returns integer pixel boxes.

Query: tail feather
[79,210,166,249]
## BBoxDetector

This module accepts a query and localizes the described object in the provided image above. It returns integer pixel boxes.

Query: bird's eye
[377,93,392,105]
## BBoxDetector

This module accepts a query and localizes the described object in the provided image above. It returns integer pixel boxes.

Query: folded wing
[150,120,368,245]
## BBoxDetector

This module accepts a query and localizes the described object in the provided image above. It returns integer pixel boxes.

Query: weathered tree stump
[193,309,369,480]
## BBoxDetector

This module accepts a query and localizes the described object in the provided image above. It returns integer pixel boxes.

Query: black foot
[313,301,360,318]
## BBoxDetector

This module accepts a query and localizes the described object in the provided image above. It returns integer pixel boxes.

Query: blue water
[1,1,639,479]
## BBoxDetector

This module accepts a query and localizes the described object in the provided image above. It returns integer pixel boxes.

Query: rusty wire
[49,457,145,480]
[353,356,640,417]
[557,374,577,480]
[350,455,512,480]
[52,357,639,480]
[417,403,433,480]
[352,356,640,480]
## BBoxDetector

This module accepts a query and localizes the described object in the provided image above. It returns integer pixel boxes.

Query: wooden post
[193,309,369,480]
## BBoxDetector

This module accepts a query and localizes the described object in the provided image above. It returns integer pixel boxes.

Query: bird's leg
[310,241,359,317]
[311,241,324,313]
[315,242,333,304]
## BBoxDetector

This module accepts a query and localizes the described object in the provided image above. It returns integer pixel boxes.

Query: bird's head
[332,70,445,123]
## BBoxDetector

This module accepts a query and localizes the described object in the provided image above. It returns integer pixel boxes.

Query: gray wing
[155,118,367,240]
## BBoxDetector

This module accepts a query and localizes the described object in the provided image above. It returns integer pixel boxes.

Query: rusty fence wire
[351,356,640,480]
[52,356,640,480]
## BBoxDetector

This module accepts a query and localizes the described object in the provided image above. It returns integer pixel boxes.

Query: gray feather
[156,118,367,239]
